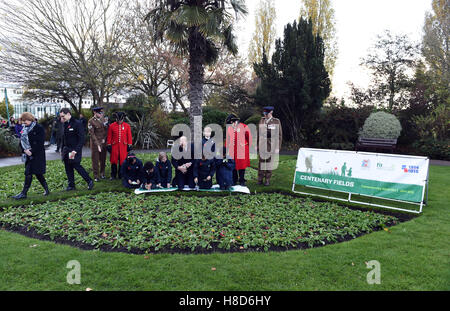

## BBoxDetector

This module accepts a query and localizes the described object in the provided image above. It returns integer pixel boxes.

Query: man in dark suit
[59,108,94,191]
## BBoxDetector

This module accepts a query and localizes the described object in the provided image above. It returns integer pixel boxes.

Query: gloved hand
[107,145,112,153]
[127,145,132,152]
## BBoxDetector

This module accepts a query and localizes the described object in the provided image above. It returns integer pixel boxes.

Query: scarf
[20,121,36,151]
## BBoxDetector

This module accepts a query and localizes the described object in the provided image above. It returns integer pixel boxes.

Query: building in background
[0,82,127,119]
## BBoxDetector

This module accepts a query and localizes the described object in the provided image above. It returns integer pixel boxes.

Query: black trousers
[22,174,47,190]
[64,158,91,187]
[111,164,122,179]
[56,137,62,151]
[174,170,195,190]
[232,169,246,185]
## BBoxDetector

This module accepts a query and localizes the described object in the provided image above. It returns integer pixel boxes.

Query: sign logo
[376,162,395,171]
[361,160,370,168]
[402,165,419,174]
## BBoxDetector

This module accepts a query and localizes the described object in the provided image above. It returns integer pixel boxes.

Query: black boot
[110,164,117,180]
[42,181,50,196]
[36,175,50,196]
[12,175,32,200]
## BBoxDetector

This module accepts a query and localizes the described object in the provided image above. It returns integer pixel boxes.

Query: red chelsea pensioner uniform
[107,121,132,165]
[226,123,252,170]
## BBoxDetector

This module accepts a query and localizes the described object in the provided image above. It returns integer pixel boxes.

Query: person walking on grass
[12,112,50,200]
[59,108,94,191]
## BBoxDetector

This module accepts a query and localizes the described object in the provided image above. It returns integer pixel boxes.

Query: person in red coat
[225,114,252,186]
[107,111,132,180]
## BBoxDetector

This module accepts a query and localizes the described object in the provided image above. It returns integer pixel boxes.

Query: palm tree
[145,0,247,134]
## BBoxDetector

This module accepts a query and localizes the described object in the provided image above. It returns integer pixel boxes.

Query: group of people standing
[11,105,282,199]
[1,116,24,138]
[12,107,133,199]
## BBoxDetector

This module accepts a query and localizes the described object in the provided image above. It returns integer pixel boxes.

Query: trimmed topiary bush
[360,111,402,139]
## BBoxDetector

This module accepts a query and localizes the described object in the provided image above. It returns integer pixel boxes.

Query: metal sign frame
[291,148,430,214]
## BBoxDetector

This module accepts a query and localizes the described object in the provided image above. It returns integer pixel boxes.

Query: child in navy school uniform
[202,126,215,158]
[215,147,235,190]
[142,161,158,190]
[155,152,172,188]
[193,153,216,190]
[121,153,144,189]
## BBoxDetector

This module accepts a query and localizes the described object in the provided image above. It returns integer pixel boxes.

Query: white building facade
[0,82,127,120]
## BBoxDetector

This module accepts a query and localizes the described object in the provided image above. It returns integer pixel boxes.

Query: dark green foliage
[109,107,147,123]
[244,114,262,127]
[0,128,20,155]
[169,111,190,128]
[0,99,14,119]
[125,94,161,110]
[254,18,331,145]
[312,104,374,150]
[396,80,432,146]
[412,139,450,161]
[202,107,228,128]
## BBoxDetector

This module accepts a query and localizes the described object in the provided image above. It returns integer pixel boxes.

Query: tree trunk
[188,28,206,142]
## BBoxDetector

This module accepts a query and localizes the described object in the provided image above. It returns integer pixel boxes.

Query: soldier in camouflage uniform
[88,107,108,181]
[258,106,282,186]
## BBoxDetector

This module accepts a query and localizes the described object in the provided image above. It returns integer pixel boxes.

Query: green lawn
[0,155,448,290]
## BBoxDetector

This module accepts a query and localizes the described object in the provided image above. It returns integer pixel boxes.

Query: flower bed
[0,192,398,253]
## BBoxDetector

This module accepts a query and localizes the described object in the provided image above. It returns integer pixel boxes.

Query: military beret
[263,106,274,112]
[92,106,103,112]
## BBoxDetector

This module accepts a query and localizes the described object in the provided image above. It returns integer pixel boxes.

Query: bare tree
[0,0,130,114]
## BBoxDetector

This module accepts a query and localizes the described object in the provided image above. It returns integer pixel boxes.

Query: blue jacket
[202,137,216,156]
[121,158,144,182]
[215,157,235,188]
[142,168,158,185]
[155,160,172,184]
[193,158,216,189]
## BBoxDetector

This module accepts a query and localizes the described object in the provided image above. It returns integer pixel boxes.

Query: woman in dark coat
[12,112,50,199]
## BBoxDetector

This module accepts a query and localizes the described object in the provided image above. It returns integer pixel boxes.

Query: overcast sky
[0,0,433,100]
[235,0,432,100]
